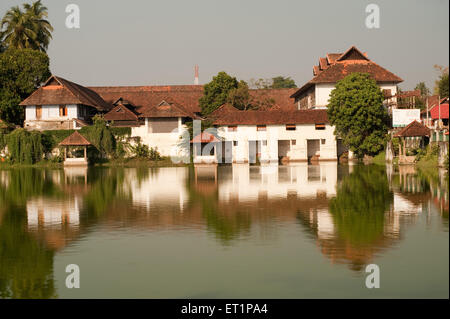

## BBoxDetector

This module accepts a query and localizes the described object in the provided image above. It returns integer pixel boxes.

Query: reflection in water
[0,163,448,298]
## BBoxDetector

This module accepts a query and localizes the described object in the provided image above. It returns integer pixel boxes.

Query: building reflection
[0,162,448,297]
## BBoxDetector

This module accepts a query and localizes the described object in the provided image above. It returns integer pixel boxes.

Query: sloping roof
[210,108,329,125]
[20,76,113,111]
[104,103,139,121]
[394,121,430,137]
[89,85,204,114]
[191,131,220,143]
[59,131,92,146]
[139,97,200,119]
[291,46,403,98]
[430,103,449,119]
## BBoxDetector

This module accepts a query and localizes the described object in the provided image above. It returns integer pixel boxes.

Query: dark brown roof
[139,97,200,119]
[104,103,139,121]
[394,121,430,137]
[59,131,92,146]
[20,76,113,111]
[210,108,329,125]
[291,46,403,99]
[89,85,204,114]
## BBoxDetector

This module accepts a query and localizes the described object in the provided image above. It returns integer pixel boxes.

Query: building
[290,46,403,110]
[20,76,113,130]
[191,105,339,164]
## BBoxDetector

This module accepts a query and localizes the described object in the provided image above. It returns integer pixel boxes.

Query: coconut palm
[0,1,53,52]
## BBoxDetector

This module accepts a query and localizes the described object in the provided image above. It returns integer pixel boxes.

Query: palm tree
[0,1,53,52]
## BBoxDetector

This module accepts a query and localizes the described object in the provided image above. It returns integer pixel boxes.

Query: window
[321,139,326,144]
[315,123,326,130]
[233,141,238,146]
[148,118,178,133]
[59,105,67,117]
[262,140,267,146]
[228,125,237,132]
[36,105,42,119]
[286,124,296,131]
[291,140,296,145]
[257,125,266,131]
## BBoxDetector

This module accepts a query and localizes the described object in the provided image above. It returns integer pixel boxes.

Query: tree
[0,1,53,52]
[327,73,388,159]
[414,82,430,96]
[199,71,238,115]
[0,48,50,124]
[433,65,449,97]
[227,80,253,110]
[271,76,297,89]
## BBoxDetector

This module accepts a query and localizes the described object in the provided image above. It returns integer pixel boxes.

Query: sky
[1,0,448,91]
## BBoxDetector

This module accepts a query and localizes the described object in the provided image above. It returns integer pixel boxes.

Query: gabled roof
[104,102,139,121]
[139,97,200,119]
[59,131,92,146]
[210,108,329,125]
[291,46,403,99]
[394,121,430,137]
[430,102,449,119]
[20,75,113,111]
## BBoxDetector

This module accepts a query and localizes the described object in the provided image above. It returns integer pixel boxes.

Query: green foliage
[80,115,116,157]
[227,80,252,110]
[110,126,131,138]
[415,82,430,96]
[0,1,53,52]
[438,73,449,97]
[329,165,393,246]
[0,47,51,124]
[6,128,43,164]
[199,71,238,115]
[327,73,388,159]
[129,142,161,160]
[41,129,74,153]
[271,76,297,89]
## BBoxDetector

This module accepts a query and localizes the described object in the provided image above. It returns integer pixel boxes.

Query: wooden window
[262,140,267,146]
[36,105,42,119]
[315,123,326,130]
[233,141,238,146]
[321,139,326,144]
[286,124,296,131]
[228,125,237,132]
[257,125,266,131]
[59,105,67,117]
[291,139,296,145]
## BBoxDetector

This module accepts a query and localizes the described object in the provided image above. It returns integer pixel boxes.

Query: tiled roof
[90,85,204,114]
[20,76,113,111]
[291,46,403,98]
[210,108,329,125]
[139,97,200,119]
[394,121,430,137]
[59,131,92,146]
[430,103,449,119]
[191,131,220,143]
[104,103,139,121]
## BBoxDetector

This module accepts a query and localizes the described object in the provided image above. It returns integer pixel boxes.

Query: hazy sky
[1,0,448,90]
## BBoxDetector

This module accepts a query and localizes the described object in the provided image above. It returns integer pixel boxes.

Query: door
[36,105,42,119]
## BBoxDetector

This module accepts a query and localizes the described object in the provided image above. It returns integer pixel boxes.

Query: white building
[290,46,403,110]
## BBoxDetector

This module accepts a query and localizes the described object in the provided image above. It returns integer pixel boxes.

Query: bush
[6,129,43,164]
[129,142,161,160]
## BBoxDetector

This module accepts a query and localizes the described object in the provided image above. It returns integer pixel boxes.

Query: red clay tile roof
[20,76,113,111]
[291,46,403,99]
[59,131,92,146]
[430,103,449,119]
[249,88,297,110]
[395,90,421,98]
[394,121,430,137]
[319,57,328,70]
[104,103,139,121]
[326,53,342,64]
[191,131,220,143]
[210,108,329,125]
[89,85,204,114]
[139,97,200,119]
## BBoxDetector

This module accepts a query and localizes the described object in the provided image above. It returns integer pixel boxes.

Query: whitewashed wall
[25,104,78,120]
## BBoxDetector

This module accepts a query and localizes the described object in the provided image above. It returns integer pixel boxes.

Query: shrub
[129,142,161,160]
[6,128,43,164]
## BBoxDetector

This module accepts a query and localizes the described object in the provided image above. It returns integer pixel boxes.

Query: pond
[0,163,448,298]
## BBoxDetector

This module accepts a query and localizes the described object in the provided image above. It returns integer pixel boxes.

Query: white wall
[25,104,78,120]
[217,123,337,162]
[25,106,36,120]
[132,117,189,157]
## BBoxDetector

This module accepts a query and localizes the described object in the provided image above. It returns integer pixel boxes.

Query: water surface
[0,163,448,298]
